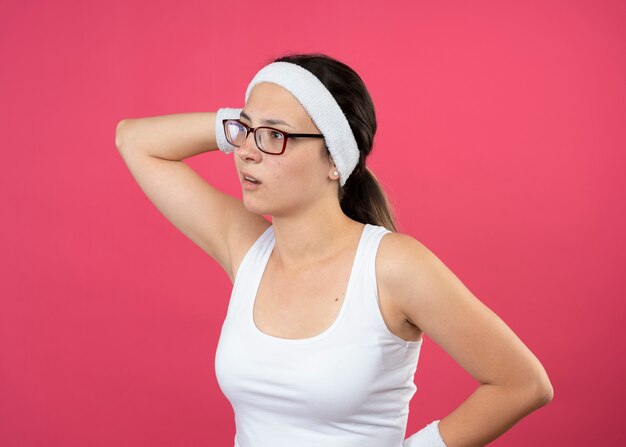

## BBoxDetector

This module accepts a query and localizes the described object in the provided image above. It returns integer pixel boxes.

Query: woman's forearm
[437,381,553,446]
[115,112,221,161]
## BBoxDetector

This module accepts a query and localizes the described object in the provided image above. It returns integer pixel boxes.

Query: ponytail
[339,166,397,232]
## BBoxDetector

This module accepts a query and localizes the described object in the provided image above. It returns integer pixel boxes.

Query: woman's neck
[270,206,363,272]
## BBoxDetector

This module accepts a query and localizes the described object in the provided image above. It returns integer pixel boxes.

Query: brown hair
[271,52,398,232]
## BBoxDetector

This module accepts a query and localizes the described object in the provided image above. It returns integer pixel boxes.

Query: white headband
[244,61,360,187]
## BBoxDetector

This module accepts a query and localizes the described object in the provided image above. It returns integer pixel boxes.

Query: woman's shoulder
[376,230,440,287]
[228,218,273,282]
[378,229,430,260]
[375,230,452,329]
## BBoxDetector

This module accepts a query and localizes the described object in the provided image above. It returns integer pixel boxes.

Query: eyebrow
[240,110,293,129]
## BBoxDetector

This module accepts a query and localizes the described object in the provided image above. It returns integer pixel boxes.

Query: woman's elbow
[527,371,554,408]
[538,380,554,406]
[115,119,136,150]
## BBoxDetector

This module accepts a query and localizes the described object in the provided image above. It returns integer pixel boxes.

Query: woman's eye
[271,131,284,140]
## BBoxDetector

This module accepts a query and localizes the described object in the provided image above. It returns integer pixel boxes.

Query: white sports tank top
[215,223,423,447]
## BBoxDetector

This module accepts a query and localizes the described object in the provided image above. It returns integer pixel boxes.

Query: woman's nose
[236,132,262,161]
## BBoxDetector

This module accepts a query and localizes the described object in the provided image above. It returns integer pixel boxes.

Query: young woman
[115,53,553,447]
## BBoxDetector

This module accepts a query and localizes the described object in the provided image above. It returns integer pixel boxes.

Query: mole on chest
[252,284,347,340]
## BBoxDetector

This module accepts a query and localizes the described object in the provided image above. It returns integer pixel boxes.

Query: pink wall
[1,0,624,445]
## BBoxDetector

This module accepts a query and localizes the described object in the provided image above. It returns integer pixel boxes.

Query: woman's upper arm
[378,233,552,393]
[116,148,270,281]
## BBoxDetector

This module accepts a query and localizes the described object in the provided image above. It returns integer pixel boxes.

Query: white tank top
[215,223,423,447]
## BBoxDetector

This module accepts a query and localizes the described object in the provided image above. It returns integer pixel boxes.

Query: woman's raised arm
[115,112,271,282]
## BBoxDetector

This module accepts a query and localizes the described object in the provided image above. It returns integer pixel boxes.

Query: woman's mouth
[242,173,262,190]
[243,175,261,184]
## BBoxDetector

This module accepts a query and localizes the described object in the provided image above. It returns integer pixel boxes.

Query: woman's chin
[242,199,270,216]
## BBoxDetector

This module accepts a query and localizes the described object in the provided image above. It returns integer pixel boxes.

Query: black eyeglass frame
[222,119,325,155]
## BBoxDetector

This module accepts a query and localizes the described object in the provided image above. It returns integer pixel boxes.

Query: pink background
[1,0,624,445]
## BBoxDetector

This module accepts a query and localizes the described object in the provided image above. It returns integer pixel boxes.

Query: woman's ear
[325,152,340,181]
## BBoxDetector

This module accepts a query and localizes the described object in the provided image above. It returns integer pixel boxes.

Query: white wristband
[215,107,243,153]
[404,420,447,447]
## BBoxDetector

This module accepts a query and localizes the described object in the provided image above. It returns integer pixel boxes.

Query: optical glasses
[222,119,324,155]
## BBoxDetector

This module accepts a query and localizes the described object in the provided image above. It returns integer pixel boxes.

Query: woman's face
[234,82,337,217]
